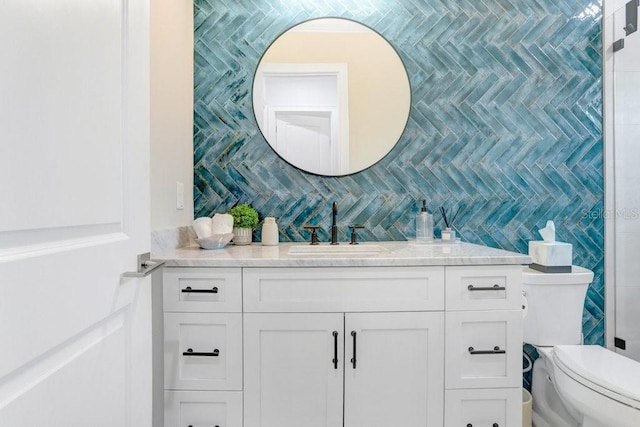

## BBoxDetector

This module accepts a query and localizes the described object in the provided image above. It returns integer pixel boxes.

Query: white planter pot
[233,227,252,245]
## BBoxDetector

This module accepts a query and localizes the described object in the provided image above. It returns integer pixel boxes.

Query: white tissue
[212,213,234,235]
[193,217,213,238]
[538,220,556,242]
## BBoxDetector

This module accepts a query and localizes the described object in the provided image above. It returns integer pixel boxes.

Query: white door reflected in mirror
[253,18,411,176]
[275,110,336,175]
[260,68,348,175]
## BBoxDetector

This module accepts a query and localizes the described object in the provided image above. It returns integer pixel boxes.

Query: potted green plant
[227,203,259,245]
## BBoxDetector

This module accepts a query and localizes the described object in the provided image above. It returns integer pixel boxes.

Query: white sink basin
[288,244,386,255]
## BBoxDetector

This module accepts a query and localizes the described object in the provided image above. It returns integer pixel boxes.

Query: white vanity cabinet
[159,259,524,427]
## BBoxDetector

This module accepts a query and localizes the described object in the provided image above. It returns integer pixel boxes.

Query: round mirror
[252,18,411,176]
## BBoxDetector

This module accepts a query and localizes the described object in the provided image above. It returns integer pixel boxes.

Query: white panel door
[244,313,344,427]
[275,111,334,174]
[344,312,445,427]
[0,0,151,426]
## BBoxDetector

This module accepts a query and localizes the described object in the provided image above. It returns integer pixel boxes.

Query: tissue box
[528,241,572,273]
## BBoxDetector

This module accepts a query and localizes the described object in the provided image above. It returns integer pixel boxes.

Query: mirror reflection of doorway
[274,110,333,174]
[256,63,350,175]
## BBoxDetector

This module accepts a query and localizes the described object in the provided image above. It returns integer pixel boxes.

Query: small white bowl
[195,233,234,250]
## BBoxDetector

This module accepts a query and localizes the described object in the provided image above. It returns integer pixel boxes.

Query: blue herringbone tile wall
[193,0,604,348]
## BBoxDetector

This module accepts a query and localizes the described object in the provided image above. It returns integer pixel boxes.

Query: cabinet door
[445,265,522,311]
[344,312,445,427]
[163,267,242,313]
[244,313,344,427]
[164,313,242,391]
[445,310,522,389]
[164,390,242,427]
[444,388,522,427]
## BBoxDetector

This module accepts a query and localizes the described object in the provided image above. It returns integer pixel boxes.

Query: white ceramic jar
[261,217,279,246]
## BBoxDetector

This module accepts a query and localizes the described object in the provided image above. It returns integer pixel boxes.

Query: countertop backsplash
[151,226,197,254]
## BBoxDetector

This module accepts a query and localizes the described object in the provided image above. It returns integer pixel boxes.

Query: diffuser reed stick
[440,205,461,229]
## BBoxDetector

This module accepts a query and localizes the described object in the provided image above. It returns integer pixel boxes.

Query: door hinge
[613,39,625,52]
[623,0,639,36]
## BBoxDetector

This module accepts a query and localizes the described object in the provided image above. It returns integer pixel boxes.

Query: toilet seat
[553,345,640,410]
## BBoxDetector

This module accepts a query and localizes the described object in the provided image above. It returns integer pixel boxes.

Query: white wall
[604,0,640,360]
[150,0,194,230]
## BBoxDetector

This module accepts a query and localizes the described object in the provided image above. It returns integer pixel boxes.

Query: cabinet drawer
[445,388,522,427]
[445,310,522,389]
[164,313,242,390]
[445,266,522,311]
[164,390,242,427]
[243,266,445,312]
[163,267,242,313]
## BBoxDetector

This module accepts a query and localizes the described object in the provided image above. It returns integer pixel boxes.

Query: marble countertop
[152,240,531,268]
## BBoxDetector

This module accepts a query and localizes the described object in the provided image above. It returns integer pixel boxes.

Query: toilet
[523,266,640,427]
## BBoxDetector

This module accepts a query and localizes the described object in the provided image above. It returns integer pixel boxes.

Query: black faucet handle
[303,225,321,245]
[348,225,365,245]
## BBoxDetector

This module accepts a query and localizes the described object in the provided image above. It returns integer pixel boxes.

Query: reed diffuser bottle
[440,206,461,241]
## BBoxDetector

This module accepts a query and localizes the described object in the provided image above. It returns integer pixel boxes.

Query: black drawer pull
[188,425,219,427]
[468,346,506,355]
[332,331,339,369]
[181,286,219,293]
[182,348,220,357]
[350,331,357,369]
[466,424,498,427]
[467,284,505,291]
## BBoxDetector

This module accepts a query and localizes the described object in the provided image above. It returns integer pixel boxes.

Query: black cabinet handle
[181,286,219,293]
[188,425,219,427]
[468,346,505,355]
[467,284,505,291]
[182,348,220,357]
[350,331,357,369]
[332,331,339,369]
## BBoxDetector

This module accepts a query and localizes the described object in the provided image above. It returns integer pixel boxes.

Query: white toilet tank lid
[554,345,640,404]
[522,265,594,285]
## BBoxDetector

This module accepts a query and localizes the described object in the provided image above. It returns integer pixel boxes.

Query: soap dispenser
[415,200,433,242]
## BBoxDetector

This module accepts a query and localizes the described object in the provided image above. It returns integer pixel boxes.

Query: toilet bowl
[552,345,640,427]
[523,266,640,426]
[531,348,580,427]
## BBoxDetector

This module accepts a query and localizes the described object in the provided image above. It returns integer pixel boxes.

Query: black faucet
[331,202,339,245]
